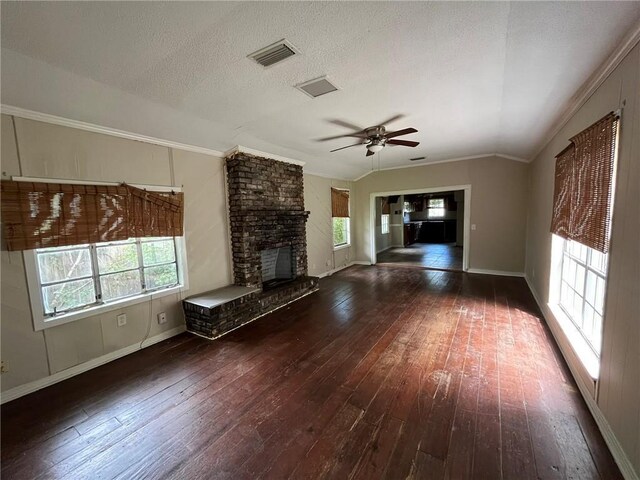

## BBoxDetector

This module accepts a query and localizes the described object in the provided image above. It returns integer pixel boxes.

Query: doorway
[370,186,470,272]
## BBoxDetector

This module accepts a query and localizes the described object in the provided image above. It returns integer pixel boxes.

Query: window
[333,217,350,247]
[26,236,187,329]
[381,214,390,234]
[428,198,445,218]
[558,239,608,356]
[331,188,350,248]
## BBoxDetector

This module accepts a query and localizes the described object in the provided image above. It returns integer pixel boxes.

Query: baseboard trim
[524,275,639,480]
[466,268,525,277]
[317,262,356,278]
[0,325,186,405]
[376,246,393,254]
[351,261,372,266]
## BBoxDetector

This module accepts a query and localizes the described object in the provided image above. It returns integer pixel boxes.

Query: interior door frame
[369,184,471,271]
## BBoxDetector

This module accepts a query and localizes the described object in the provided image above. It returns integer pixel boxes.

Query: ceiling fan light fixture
[367,143,384,153]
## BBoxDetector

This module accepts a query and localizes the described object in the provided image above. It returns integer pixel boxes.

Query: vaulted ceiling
[2,2,639,179]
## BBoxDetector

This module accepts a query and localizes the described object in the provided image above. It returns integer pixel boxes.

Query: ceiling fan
[318,114,419,156]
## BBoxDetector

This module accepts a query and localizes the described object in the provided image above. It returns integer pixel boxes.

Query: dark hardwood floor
[377,243,464,271]
[1,266,621,479]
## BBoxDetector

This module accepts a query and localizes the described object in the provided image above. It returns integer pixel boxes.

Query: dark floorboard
[1,265,621,479]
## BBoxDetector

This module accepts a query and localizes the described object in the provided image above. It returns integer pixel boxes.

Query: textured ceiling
[2,1,639,179]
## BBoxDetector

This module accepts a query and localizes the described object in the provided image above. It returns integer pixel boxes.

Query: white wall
[525,44,640,476]
[304,174,354,276]
[353,156,528,273]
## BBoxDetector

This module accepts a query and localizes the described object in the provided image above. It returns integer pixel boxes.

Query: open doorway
[370,186,470,272]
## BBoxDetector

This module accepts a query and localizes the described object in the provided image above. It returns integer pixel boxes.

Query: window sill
[333,243,351,252]
[548,303,600,380]
[33,285,186,331]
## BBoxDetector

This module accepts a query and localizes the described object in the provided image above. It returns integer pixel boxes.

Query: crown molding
[530,19,640,161]
[224,145,305,166]
[352,153,527,182]
[1,104,226,158]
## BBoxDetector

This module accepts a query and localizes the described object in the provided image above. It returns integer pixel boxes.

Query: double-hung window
[549,112,618,378]
[27,236,186,330]
[381,214,390,234]
[558,239,608,356]
[331,188,350,249]
[428,198,445,218]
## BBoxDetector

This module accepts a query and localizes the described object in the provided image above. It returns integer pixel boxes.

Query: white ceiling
[2,2,639,180]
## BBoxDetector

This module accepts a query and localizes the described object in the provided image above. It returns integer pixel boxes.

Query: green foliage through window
[36,237,180,316]
[333,217,349,247]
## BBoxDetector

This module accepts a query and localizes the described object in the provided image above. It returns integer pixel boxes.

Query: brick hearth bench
[183,276,319,339]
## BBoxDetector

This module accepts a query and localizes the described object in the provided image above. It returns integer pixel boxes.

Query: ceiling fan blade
[316,131,368,142]
[327,119,366,131]
[386,128,418,139]
[377,114,405,127]
[387,139,420,147]
[330,142,363,153]
[366,149,375,157]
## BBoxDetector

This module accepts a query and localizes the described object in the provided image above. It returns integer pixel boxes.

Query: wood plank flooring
[1,266,621,479]
[377,243,463,271]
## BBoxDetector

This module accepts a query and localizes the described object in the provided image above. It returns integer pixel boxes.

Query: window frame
[332,188,351,250]
[332,217,351,250]
[427,198,446,219]
[381,213,390,235]
[558,239,607,356]
[24,236,189,331]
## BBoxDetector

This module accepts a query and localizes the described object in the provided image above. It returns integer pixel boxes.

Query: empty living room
[1,2,639,479]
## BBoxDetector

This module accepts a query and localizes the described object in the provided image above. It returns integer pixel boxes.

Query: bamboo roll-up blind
[550,144,575,240]
[126,185,184,238]
[331,188,349,218]
[1,181,184,251]
[550,112,618,253]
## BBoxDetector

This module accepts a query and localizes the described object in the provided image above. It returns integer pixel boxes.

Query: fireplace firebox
[261,246,294,289]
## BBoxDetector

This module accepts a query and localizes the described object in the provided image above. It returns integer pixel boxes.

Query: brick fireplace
[183,151,318,339]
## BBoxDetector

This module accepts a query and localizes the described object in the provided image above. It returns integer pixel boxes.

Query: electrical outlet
[1,361,7,374]
[157,312,167,324]
[471,224,477,231]
[117,313,127,327]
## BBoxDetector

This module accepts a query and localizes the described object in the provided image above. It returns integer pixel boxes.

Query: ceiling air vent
[410,156,426,161]
[249,39,298,68]
[296,76,339,98]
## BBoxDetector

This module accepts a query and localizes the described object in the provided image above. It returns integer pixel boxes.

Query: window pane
[37,248,92,284]
[142,239,176,266]
[585,271,597,308]
[97,242,138,274]
[333,217,348,246]
[100,270,142,301]
[145,264,178,289]
[428,208,445,218]
[43,278,95,314]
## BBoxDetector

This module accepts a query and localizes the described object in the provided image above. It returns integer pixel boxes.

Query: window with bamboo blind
[549,111,619,367]
[1,179,187,330]
[331,188,350,247]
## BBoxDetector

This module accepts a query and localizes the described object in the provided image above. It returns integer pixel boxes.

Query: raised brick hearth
[184,151,319,339]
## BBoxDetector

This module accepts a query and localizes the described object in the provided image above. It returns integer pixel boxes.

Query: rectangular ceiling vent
[249,39,298,68]
[410,156,426,161]
[296,76,339,98]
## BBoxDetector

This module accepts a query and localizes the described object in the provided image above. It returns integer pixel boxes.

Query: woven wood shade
[331,188,349,218]
[550,112,618,253]
[1,181,184,251]
[381,197,390,215]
